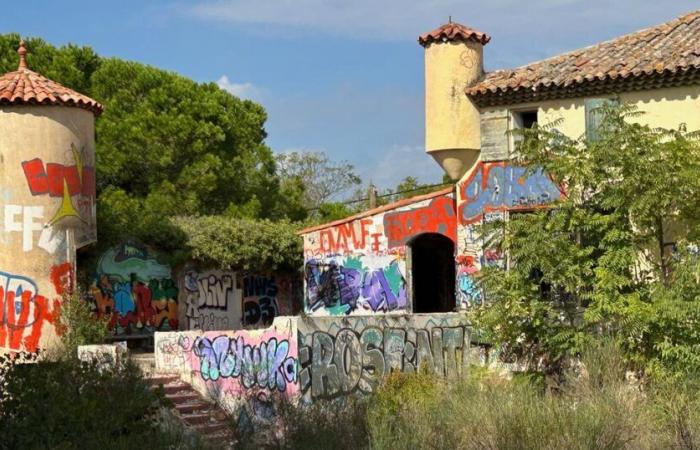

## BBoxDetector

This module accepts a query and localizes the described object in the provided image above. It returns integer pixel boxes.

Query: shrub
[57,289,110,359]
[0,355,182,450]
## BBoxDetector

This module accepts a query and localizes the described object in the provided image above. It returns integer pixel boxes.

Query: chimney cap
[418,21,490,47]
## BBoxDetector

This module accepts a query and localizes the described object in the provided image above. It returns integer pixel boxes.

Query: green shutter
[585,98,618,142]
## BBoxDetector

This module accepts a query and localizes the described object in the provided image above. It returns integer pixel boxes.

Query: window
[514,110,538,129]
[585,98,618,142]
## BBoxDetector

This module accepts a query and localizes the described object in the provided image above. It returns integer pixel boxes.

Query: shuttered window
[585,98,618,142]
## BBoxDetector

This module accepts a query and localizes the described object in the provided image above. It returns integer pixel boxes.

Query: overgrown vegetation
[0,355,187,450]
[56,289,110,358]
[471,104,700,380]
[232,341,700,450]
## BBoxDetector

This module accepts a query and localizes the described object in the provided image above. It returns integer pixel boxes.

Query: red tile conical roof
[0,40,102,114]
[418,20,490,47]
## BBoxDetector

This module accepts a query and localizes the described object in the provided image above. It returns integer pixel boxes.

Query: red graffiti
[319,219,373,254]
[21,158,95,198]
[0,286,60,353]
[50,262,73,296]
[383,196,457,248]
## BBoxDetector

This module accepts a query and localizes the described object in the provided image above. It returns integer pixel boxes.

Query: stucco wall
[0,105,95,353]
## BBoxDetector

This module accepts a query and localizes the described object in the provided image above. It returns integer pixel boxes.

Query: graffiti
[317,218,383,255]
[184,270,240,331]
[22,144,97,248]
[298,324,470,399]
[189,335,298,392]
[459,162,562,224]
[156,334,190,372]
[305,256,407,315]
[89,242,178,335]
[3,205,44,252]
[243,276,279,326]
[0,270,60,352]
[383,196,457,248]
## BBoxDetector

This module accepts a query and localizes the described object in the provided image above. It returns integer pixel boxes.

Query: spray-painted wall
[180,265,301,332]
[455,161,563,308]
[0,105,97,353]
[87,241,178,336]
[301,190,457,316]
[154,313,470,411]
[154,317,299,416]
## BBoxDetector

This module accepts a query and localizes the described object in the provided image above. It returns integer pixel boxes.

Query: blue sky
[2,1,698,192]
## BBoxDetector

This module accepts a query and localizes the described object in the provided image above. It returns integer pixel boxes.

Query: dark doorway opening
[410,233,456,313]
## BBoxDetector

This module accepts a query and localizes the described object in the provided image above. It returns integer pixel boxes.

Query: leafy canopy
[471,104,700,378]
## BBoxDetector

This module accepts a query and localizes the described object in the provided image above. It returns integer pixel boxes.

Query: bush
[0,355,183,450]
[57,289,110,359]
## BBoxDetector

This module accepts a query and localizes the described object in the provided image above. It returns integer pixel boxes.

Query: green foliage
[317,201,354,222]
[0,356,182,450]
[470,104,700,377]
[57,289,110,359]
[173,215,303,271]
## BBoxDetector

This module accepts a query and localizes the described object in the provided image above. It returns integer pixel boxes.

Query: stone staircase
[132,352,235,447]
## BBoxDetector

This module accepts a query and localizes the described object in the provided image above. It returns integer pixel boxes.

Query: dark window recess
[517,110,538,129]
[410,233,456,313]
[585,98,618,142]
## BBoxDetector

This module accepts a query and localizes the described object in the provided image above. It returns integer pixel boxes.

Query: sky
[1,1,698,193]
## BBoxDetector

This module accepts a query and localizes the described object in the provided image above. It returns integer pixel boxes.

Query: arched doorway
[409,233,456,313]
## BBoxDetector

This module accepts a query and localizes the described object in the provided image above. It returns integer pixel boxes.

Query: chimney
[418,21,490,180]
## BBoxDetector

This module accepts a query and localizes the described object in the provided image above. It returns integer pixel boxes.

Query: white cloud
[185,0,699,43]
[216,75,261,100]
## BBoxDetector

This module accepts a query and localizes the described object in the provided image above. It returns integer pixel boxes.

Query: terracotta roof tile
[467,9,700,106]
[0,40,102,114]
[418,21,490,47]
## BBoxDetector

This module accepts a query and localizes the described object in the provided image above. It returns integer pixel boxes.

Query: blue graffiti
[192,335,298,392]
[113,282,135,315]
[458,273,482,307]
[460,164,561,222]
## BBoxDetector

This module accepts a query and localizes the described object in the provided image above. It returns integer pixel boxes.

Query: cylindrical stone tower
[0,40,102,354]
[419,21,490,181]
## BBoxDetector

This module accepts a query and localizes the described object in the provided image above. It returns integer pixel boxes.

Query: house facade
[300,9,700,316]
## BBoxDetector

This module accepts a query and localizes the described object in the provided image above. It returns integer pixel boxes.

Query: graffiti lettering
[184,270,239,331]
[242,276,279,326]
[0,270,60,352]
[305,257,407,315]
[318,219,373,255]
[383,196,457,247]
[459,162,562,224]
[298,325,469,399]
[191,335,298,392]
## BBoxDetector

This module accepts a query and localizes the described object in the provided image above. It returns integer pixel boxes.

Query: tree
[276,151,361,212]
[471,105,700,378]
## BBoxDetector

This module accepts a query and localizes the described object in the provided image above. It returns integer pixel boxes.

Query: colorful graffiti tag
[154,325,300,400]
[0,269,62,352]
[297,316,470,399]
[88,242,178,335]
[21,144,96,247]
[305,256,407,315]
[459,162,562,224]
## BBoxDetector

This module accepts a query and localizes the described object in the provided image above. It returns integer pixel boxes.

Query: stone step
[181,412,212,425]
[148,375,179,386]
[166,392,200,404]
[162,383,192,395]
[176,401,212,415]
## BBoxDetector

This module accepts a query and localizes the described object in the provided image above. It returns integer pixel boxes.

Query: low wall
[154,313,471,413]
[154,317,299,413]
